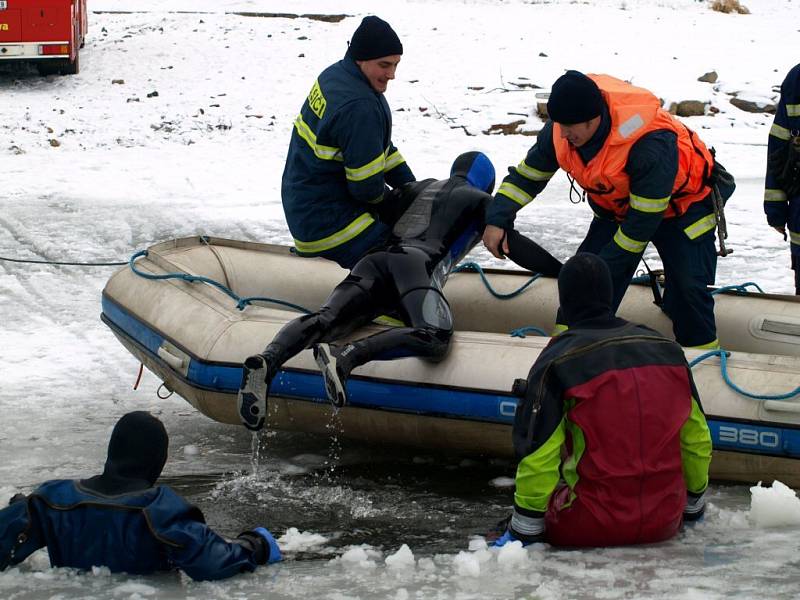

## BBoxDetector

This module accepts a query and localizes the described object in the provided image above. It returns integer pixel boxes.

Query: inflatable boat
[101,237,800,486]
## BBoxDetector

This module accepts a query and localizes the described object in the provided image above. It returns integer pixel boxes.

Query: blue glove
[253,527,282,564]
[491,529,520,547]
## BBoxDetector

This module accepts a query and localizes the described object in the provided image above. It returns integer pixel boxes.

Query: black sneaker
[237,355,270,430]
[313,343,348,408]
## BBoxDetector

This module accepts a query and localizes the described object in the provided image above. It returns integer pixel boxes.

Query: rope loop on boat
[689,349,800,400]
[709,282,765,295]
[129,250,312,314]
[453,261,541,300]
[510,326,548,338]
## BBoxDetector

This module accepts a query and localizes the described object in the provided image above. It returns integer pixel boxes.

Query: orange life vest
[552,74,714,220]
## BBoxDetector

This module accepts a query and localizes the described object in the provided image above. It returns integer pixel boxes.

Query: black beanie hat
[547,70,604,125]
[347,16,403,61]
[558,253,614,326]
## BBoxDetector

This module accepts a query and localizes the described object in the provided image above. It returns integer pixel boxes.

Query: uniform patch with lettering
[307,80,327,119]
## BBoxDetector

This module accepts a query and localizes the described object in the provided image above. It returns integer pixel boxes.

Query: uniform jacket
[281,55,415,257]
[0,480,261,581]
[765,63,800,254]
[511,318,712,547]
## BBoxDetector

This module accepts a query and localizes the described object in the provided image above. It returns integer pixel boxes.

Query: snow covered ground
[2,0,800,598]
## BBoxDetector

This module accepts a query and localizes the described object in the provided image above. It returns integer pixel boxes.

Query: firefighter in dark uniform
[494,253,712,548]
[765,63,800,295]
[483,70,735,349]
[0,412,281,579]
[281,16,415,269]
[239,152,495,430]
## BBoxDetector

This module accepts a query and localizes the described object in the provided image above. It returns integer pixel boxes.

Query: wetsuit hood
[558,253,615,326]
[81,411,169,495]
[451,151,495,194]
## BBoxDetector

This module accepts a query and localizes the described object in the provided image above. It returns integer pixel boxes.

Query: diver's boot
[313,343,350,408]
[237,354,273,431]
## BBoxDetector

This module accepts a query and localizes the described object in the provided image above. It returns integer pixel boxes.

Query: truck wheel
[60,51,80,75]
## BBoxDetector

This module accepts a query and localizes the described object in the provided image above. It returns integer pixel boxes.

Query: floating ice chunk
[453,550,481,577]
[110,582,158,596]
[394,589,410,600]
[750,480,800,527]
[385,544,415,569]
[339,546,377,569]
[182,444,199,456]
[497,540,528,569]
[489,476,515,489]
[278,527,328,552]
[468,536,488,552]
[418,557,436,572]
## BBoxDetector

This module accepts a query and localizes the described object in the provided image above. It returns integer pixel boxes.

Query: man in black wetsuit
[237,152,496,431]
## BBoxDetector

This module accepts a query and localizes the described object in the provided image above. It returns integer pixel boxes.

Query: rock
[669,100,706,117]
[111,79,125,85]
[698,71,718,83]
[146,91,159,98]
[49,139,60,147]
[730,97,776,114]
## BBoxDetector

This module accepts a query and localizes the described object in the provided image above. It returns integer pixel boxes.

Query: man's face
[356,55,402,93]
[557,116,602,148]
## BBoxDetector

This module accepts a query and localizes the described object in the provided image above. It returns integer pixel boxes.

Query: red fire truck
[0,0,87,75]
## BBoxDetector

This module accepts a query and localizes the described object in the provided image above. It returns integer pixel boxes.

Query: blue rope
[128,250,311,314]
[510,326,548,338]
[710,282,765,296]
[689,349,800,400]
[453,261,541,300]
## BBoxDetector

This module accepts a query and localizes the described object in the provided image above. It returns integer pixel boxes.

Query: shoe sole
[313,344,348,408]
[237,355,269,430]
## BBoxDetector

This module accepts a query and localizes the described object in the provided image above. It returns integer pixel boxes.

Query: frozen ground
[1,0,800,598]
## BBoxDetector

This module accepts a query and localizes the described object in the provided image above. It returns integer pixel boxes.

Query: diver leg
[505,230,563,277]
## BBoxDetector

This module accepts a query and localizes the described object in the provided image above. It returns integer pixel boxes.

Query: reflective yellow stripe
[551,323,568,336]
[345,152,386,182]
[764,188,788,202]
[688,338,720,350]
[516,160,555,182]
[293,115,343,161]
[293,212,375,254]
[790,230,800,246]
[787,104,800,118]
[629,193,670,214]
[613,228,647,254]
[683,213,717,240]
[498,182,534,206]
[770,123,791,141]
[384,149,406,172]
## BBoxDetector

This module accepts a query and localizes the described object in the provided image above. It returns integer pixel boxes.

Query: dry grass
[710,0,751,14]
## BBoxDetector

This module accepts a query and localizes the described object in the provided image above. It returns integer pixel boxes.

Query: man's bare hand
[773,225,787,236]
[482,225,509,259]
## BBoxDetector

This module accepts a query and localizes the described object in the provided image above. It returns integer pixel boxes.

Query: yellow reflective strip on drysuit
[345,151,386,182]
[384,149,406,172]
[551,323,568,336]
[516,160,555,182]
[498,181,534,207]
[629,193,670,214]
[613,228,647,254]
[293,212,375,254]
[770,123,791,141]
[787,104,800,118]
[680,397,712,495]
[790,230,800,246]
[683,213,717,240]
[765,189,788,202]
[293,115,343,161]
[514,417,566,513]
[688,338,720,350]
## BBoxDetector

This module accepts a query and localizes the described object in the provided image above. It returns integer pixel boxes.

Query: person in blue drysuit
[765,63,800,294]
[0,411,281,580]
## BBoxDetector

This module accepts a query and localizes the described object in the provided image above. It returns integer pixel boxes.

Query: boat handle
[157,346,186,371]
[763,400,800,413]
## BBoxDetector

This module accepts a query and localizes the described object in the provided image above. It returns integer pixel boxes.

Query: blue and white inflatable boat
[101,237,800,486]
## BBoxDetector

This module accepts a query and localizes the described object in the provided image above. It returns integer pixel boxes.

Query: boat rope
[510,326,548,338]
[452,261,541,299]
[689,349,800,400]
[0,255,127,267]
[129,250,312,314]
[710,282,765,295]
